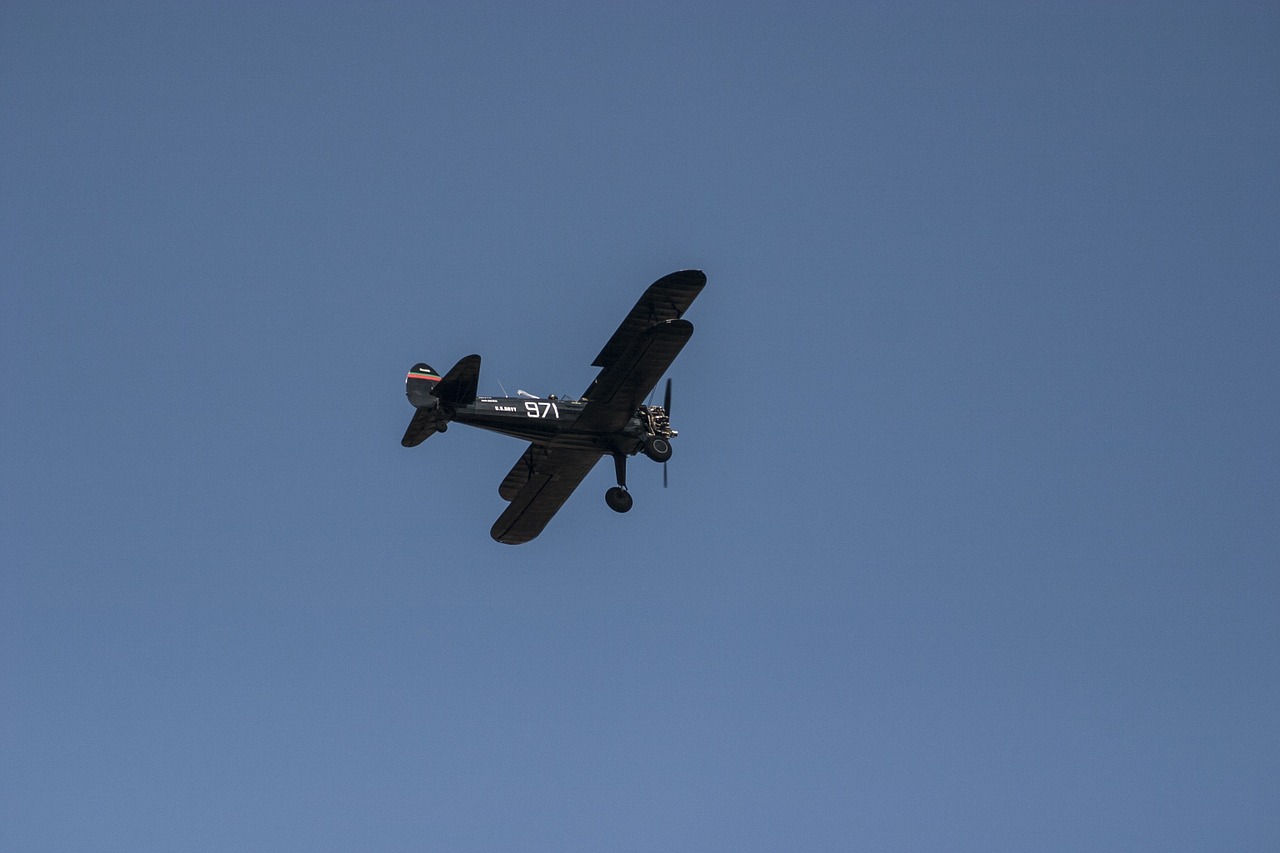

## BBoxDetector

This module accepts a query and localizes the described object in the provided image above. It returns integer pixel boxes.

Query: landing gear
[643,436,672,463]
[606,453,633,513]
[605,486,632,513]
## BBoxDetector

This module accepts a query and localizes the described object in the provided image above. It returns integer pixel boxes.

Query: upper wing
[490,447,602,544]
[576,318,693,433]
[590,270,706,369]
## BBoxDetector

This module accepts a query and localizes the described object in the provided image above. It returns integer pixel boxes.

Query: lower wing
[490,448,602,544]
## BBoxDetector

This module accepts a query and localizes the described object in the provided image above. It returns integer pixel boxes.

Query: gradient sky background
[3,2,1278,850]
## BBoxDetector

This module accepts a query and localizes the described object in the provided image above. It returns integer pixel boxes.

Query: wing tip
[490,520,536,545]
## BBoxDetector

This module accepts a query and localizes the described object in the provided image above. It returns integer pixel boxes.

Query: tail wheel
[643,437,672,463]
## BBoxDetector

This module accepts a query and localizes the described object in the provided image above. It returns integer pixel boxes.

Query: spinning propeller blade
[663,378,672,487]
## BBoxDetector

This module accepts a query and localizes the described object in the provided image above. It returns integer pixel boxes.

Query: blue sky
[3,2,1278,850]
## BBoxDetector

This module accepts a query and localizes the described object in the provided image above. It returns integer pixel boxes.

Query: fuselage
[451,396,652,455]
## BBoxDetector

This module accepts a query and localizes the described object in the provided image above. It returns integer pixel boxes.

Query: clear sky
[3,2,1278,850]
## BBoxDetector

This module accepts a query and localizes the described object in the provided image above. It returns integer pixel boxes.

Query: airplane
[399,269,706,545]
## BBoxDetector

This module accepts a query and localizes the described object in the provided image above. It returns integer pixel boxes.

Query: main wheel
[605,486,633,513]
[643,437,673,463]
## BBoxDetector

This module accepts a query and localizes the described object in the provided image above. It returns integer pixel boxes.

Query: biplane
[400,269,706,544]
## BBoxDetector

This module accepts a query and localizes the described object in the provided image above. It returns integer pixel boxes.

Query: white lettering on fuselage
[525,401,560,419]
[495,405,518,412]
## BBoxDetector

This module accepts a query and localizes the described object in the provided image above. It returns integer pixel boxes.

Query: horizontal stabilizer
[401,407,439,447]
[433,354,481,406]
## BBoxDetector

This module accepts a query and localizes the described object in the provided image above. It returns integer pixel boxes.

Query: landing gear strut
[606,453,632,513]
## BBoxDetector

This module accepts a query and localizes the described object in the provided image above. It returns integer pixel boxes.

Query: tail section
[400,355,482,447]
[402,363,443,447]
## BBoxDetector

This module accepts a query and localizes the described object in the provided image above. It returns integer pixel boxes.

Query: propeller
[663,378,672,487]
[645,378,676,487]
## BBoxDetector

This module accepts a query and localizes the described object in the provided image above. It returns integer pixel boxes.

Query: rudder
[406,363,442,408]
